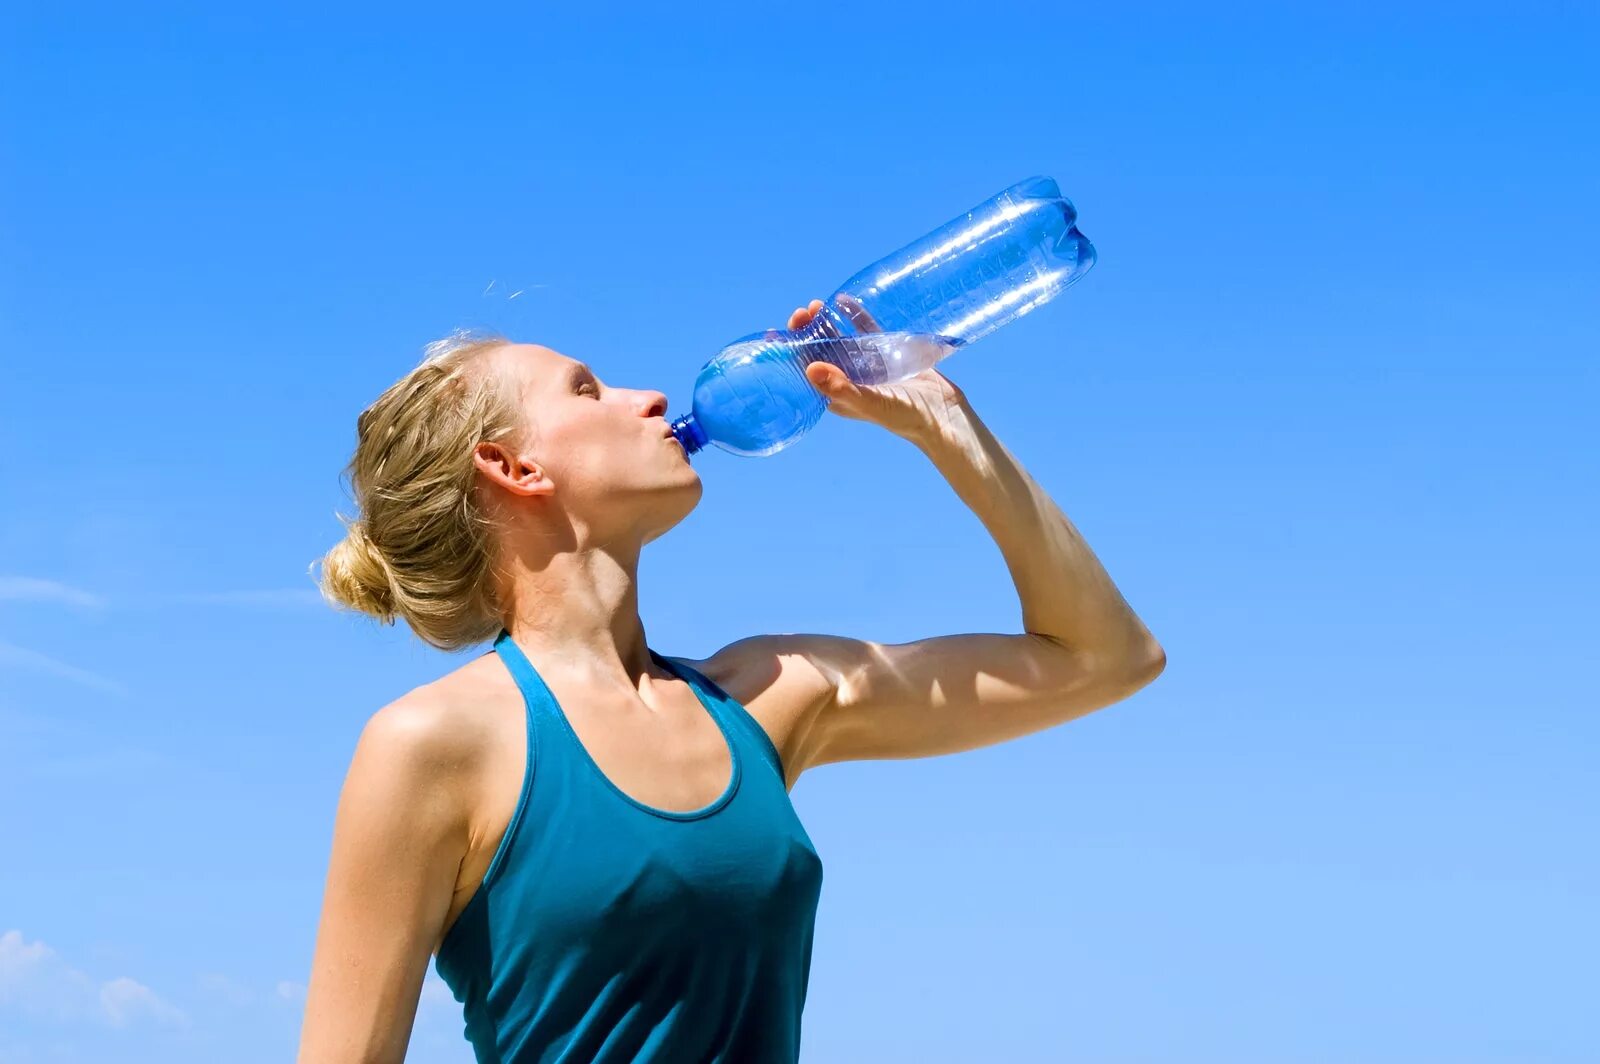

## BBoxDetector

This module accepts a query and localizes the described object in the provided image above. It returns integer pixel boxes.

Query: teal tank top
[433,629,825,1063]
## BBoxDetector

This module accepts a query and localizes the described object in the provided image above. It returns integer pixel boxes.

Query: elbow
[1032,630,1166,695]
[1100,635,1165,696]
[1131,638,1166,687]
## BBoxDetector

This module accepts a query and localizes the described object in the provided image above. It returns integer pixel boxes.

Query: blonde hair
[313,330,526,651]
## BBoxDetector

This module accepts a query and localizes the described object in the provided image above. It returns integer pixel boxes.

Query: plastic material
[671,175,1095,458]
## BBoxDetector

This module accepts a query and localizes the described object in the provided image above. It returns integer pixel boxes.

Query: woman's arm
[821,384,1164,762]
[297,698,469,1064]
[702,301,1164,776]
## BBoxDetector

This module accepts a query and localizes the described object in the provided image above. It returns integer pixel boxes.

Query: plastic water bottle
[669,175,1096,458]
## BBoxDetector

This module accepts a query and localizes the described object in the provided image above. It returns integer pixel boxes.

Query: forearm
[909,399,1159,664]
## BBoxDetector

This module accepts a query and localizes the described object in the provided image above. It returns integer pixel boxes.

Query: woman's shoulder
[675,633,846,710]
[358,652,521,790]
[668,634,848,787]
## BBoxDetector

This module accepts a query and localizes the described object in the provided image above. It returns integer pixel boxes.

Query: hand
[786,297,970,445]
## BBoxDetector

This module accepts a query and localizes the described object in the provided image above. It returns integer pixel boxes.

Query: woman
[297,299,1165,1063]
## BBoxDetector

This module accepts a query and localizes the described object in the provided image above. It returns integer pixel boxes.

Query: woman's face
[486,343,702,543]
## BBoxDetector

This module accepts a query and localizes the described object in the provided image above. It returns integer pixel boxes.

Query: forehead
[489,343,586,396]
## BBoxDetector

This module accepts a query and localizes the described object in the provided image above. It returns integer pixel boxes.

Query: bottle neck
[669,412,707,456]
[669,303,858,460]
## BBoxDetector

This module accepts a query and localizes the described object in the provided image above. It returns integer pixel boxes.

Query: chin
[640,474,702,544]
[674,471,705,517]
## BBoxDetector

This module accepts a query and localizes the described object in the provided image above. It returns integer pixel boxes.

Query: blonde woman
[297,299,1165,1063]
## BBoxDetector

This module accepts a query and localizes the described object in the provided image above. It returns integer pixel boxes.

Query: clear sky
[2,3,1595,1062]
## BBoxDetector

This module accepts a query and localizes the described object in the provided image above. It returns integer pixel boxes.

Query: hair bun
[315,519,398,624]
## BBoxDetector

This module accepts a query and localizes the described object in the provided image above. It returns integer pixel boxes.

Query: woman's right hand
[786,293,882,335]
[787,295,969,445]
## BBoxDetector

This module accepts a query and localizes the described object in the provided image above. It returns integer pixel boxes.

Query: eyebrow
[566,363,598,390]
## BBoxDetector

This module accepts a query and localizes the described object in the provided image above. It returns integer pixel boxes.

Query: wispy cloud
[0,641,127,697]
[0,578,105,611]
[160,589,324,608]
[12,580,335,614]
[195,972,306,1012]
[0,931,187,1031]
[0,574,328,614]
[198,970,451,1013]
[0,580,326,698]
[99,978,186,1029]
[196,972,255,1007]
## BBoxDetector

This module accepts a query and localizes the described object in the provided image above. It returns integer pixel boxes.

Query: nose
[637,390,668,419]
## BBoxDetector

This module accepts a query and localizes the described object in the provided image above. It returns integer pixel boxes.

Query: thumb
[804,361,886,420]
[805,361,850,395]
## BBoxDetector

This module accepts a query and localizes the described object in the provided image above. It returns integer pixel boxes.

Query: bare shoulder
[303,654,515,1056]
[671,633,858,789]
[364,659,494,762]
[349,652,514,816]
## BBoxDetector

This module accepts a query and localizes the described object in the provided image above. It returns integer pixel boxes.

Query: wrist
[907,394,981,452]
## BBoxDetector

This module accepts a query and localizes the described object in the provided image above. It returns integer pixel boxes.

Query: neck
[498,541,654,683]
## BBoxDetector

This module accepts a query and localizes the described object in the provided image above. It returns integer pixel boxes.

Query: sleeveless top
[433,629,826,1063]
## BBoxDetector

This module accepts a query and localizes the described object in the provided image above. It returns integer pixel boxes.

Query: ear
[473,441,556,497]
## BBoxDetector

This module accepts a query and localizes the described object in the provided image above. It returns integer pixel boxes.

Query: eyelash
[578,381,599,397]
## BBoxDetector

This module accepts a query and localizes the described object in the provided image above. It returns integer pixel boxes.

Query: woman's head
[315,333,700,650]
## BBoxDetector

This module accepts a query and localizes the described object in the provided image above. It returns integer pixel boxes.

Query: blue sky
[2,3,1595,1061]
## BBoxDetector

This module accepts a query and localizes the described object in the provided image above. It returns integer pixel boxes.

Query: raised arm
[297,699,469,1064]
[706,300,1164,778]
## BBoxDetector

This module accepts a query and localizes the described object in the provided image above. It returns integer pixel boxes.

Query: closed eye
[568,362,605,398]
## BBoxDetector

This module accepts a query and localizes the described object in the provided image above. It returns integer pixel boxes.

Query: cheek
[547,420,642,487]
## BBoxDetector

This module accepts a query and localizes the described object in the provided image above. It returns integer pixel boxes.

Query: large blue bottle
[669,175,1096,458]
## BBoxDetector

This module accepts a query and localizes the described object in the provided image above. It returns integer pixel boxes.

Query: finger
[802,298,850,340]
[835,292,882,334]
[789,297,829,332]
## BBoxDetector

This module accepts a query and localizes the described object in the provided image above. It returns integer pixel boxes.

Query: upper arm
[689,634,841,791]
[297,699,471,1064]
[806,631,1164,766]
[707,631,1164,780]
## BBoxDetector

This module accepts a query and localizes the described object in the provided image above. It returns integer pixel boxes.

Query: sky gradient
[2,3,1596,1061]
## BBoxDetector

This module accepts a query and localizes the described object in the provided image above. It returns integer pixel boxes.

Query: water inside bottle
[727,330,965,388]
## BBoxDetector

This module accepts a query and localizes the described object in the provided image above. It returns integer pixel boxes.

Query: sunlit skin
[297,299,1165,1064]
[471,340,704,551]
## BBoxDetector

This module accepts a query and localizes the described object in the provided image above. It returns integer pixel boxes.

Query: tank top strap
[492,624,576,729]
[493,629,787,789]
[492,628,553,708]
[653,651,788,785]
[492,628,573,762]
